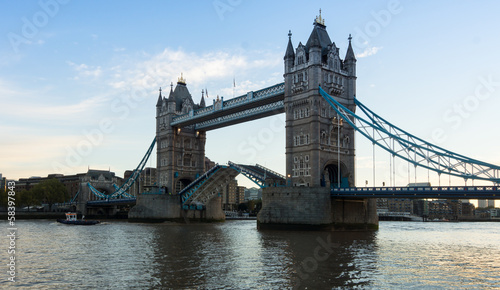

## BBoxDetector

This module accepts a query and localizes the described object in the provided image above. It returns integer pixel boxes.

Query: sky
[1,0,500,200]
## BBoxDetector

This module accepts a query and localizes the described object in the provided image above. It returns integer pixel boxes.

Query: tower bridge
[79,11,500,228]
[128,12,373,228]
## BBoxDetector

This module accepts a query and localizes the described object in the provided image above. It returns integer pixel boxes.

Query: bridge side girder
[194,100,284,131]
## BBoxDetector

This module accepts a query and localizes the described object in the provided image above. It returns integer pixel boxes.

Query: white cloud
[356,46,383,58]
[0,78,110,122]
[106,47,282,101]
[1,46,285,179]
[67,61,103,79]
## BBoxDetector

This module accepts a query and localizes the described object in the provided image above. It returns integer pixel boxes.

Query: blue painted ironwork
[331,186,500,199]
[87,137,156,201]
[179,162,285,210]
[87,198,137,206]
[195,100,284,130]
[70,189,80,203]
[87,183,108,199]
[179,164,224,208]
[112,184,134,198]
[140,191,163,195]
[87,182,136,200]
[171,82,285,130]
[318,86,500,184]
[228,162,266,188]
[228,161,286,188]
[111,137,157,198]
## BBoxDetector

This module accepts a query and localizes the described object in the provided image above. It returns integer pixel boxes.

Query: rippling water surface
[4,220,500,289]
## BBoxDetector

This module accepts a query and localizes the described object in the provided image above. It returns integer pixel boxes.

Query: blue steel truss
[112,184,134,198]
[180,164,223,208]
[87,183,135,200]
[179,162,286,209]
[70,189,80,203]
[228,161,286,188]
[108,137,156,198]
[87,137,156,201]
[195,100,284,130]
[318,86,500,184]
[228,162,266,188]
[87,183,109,199]
[171,82,285,130]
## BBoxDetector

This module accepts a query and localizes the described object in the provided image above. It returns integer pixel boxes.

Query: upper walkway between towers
[170,82,284,131]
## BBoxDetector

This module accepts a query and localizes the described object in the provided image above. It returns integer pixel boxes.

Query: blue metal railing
[331,186,500,199]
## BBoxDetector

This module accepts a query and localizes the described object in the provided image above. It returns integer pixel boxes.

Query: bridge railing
[256,164,286,180]
[331,186,500,199]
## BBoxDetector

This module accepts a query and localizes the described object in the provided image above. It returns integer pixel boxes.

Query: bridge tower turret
[284,12,357,189]
[156,75,207,194]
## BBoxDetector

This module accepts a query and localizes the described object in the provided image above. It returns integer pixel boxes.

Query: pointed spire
[345,34,356,61]
[200,90,206,108]
[168,82,174,101]
[306,11,331,52]
[156,87,163,107]
[284,30,295,60]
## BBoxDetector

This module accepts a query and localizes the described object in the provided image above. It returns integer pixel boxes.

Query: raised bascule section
[126,11,500,228]
[179,162,286,210]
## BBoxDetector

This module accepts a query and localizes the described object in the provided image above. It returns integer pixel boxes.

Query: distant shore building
[245,187,261,201]
[16,169,123,204]
[124,167,157,195]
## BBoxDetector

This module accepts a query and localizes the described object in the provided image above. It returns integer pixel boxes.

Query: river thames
[3,220,500,289]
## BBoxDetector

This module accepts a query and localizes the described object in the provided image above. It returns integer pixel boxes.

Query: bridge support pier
[257,187,378,231]
[128,194,225,223]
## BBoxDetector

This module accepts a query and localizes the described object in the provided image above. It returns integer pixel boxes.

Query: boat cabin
[65,212,78,221]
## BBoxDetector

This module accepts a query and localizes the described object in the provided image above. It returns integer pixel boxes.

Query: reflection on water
[5,220,500,289]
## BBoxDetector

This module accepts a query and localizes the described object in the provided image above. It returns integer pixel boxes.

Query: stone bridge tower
[129,75,223,222]
[156,75,207,194]
[257,12,377,231]
[284,12,357,189]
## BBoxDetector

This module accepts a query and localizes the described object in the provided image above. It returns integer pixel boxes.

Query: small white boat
[57,213,100,225]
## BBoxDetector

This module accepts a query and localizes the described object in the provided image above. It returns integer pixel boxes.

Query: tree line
[0,178,70,210]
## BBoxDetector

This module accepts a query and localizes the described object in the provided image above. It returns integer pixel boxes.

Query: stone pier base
[257,187,378,231]
[128,194,225,223]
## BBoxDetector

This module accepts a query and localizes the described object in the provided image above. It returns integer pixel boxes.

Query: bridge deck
[331,186,500,199]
